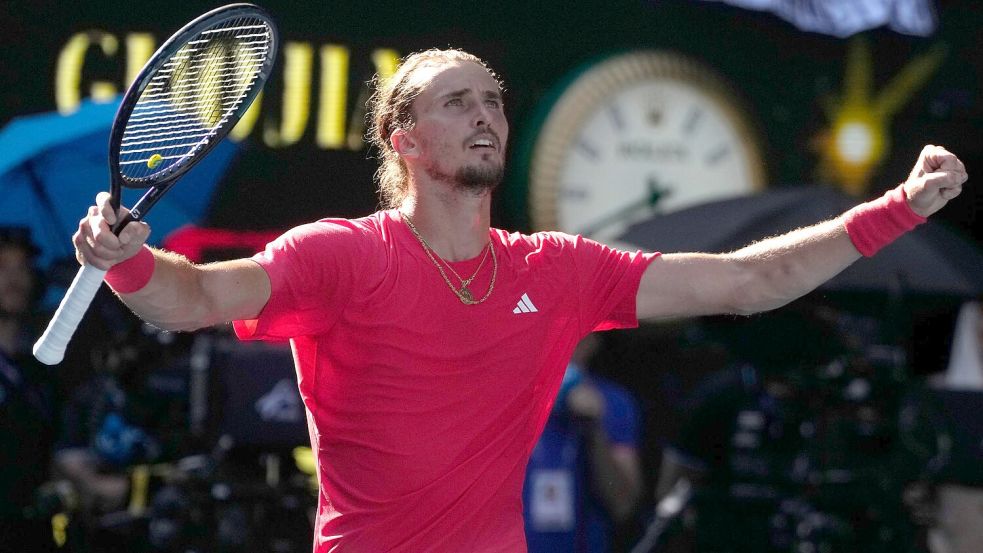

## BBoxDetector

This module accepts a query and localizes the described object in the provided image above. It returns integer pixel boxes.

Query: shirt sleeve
[233,219,375,341]
[564,234,660,334]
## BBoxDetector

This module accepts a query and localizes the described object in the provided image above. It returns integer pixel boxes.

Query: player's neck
[400,187,491,261]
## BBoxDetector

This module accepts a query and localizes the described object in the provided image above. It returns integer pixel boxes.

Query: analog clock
[525,50,767,243]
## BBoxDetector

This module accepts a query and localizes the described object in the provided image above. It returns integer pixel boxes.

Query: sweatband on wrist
[843,184,926,257]
[105,245,155,293]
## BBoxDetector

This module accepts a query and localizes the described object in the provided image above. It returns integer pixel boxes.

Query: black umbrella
[617,186,983,297]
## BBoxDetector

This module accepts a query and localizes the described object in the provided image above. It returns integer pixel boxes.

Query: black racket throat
[108,179,174,235]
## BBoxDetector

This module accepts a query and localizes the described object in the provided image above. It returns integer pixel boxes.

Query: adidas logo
[513,293,539,314]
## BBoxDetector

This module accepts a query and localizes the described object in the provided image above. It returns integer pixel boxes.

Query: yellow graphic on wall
[813,37,946,196]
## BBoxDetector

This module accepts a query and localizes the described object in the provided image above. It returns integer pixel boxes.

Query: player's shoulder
[497,228,583,254]
[288,211,387,242]
[497,229,629,269]
[316,210,385,234]
[264,212,388,262]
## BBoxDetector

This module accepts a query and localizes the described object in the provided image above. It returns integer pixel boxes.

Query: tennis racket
[33,3,278,365]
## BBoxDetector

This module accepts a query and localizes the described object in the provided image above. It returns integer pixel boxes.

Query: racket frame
[109,2,279,231]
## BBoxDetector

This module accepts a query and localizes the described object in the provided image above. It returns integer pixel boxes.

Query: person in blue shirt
[523,333,644,552]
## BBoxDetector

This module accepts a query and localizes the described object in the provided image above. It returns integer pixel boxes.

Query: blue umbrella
[0,97,241,270]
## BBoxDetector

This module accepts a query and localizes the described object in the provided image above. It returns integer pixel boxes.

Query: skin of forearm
[583,424,642,523]
[114,248,219,332]
[724,217,861,315]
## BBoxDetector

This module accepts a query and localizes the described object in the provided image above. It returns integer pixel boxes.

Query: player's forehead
[414,61,501,103]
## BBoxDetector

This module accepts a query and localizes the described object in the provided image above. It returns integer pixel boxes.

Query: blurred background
[1,0,980,551]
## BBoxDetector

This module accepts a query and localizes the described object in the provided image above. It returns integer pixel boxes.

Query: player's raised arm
[73,192,271,332]
[636,145,968,320]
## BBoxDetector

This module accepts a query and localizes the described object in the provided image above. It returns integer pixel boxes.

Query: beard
[456,162,504,194]
[426,158,504,196]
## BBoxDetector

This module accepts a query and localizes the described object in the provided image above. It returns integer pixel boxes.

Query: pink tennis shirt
[234,210,659,552]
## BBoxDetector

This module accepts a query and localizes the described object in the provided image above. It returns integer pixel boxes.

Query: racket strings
[144,56,269,98]
[120,15,272,180]
[126,18,267,133]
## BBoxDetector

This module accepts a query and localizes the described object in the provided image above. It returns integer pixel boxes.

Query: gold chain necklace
[441,242,490,290]
[401,212,497,305]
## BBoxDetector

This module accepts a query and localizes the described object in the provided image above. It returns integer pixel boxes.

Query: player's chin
[456,163,504,194]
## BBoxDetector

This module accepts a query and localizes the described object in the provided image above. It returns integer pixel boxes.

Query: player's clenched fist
[903,145,969,217]
[73,191,151,270]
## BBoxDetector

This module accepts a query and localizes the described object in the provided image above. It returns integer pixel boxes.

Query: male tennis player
[74,49,968,552]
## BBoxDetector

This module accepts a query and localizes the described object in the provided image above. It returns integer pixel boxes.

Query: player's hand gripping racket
[33,3,278,365]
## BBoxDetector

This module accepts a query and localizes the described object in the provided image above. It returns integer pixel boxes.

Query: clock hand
[577,177,671,237]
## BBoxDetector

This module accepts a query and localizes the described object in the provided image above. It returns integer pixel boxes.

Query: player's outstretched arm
[636,145,968,320]
[75,192,271,331]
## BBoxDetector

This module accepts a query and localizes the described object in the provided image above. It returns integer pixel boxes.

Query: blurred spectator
[523,333,644,552]
[0,226,57,552]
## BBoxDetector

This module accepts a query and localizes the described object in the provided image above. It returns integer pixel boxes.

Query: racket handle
[33,264,108,365]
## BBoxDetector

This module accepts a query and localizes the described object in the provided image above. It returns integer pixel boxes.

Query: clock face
[527,51,767,243]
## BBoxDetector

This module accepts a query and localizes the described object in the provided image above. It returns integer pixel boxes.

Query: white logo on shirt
[513,293,539,314]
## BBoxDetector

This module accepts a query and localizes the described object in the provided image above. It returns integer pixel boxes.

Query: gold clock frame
[527,50,768,233]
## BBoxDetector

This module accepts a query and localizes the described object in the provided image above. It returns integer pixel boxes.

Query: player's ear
[390,129,419,159]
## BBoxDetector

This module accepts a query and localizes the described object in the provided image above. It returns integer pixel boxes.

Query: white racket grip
[33,264,108,365]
